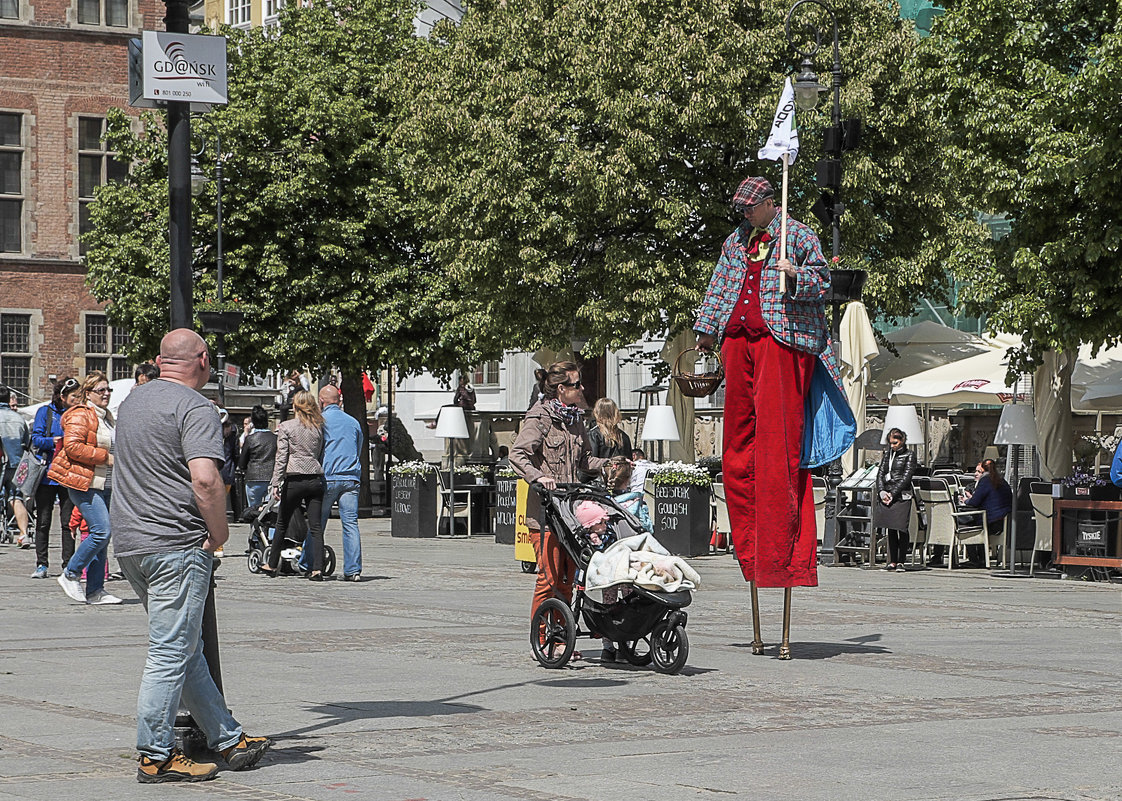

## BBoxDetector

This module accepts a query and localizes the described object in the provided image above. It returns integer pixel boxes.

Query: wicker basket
[672,347,725,398]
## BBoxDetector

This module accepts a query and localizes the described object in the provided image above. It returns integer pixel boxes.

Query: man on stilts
[694,76,853,659]
[695,171,836,659]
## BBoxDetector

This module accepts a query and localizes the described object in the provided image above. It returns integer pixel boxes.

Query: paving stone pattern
[1,521,1121,800]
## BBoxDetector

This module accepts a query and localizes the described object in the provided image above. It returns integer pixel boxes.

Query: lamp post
[192,136,236,407]
[164,0,192,331]
[994,403,1038,575]
[784,0,865,340]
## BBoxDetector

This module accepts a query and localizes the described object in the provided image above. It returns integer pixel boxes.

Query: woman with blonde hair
[48,371,122,604]
[580,397,633,483]
[262,390,327,580]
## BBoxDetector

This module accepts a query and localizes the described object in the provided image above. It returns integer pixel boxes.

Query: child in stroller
[531,484,694,674]
[246,495,336,577]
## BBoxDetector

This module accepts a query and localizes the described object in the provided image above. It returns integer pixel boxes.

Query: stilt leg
[750,581,764,655]
[778,587,792,660]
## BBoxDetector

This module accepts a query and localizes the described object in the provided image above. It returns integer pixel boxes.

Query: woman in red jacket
[47,372,121,605]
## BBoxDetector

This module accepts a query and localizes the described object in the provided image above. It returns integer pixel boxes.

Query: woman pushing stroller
[510,361,608,660]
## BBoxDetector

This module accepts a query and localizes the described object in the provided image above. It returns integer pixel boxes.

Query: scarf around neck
[545,398,583,427]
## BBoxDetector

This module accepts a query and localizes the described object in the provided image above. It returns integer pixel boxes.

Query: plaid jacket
[695,213,830,356]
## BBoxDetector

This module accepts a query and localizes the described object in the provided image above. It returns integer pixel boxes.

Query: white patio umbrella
[839,301,879,473]
[867,321,993,402]
[1070,343,1122,411]
[890,334,1027,406]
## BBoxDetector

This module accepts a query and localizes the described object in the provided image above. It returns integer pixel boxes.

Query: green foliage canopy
[396,0,966,355]
[85,0,461,376]
[919,0,1122,370]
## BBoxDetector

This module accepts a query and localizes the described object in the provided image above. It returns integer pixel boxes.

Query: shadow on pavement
[728,639,891,659]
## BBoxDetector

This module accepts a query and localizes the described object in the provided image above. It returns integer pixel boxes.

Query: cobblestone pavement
[1,520,1121,801]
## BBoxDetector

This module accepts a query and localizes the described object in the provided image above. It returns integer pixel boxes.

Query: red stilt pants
[530,528,574,619]
[721,333,819,588]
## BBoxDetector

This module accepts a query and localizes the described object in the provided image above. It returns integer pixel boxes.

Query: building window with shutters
[0,113,23,253]
[0,313,31,401]
[84,313,131,382]
[77,0,127,26]
[472,360,500,387]
[77,117,126,256]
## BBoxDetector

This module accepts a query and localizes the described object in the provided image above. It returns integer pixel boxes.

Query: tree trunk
[341,371,373,516]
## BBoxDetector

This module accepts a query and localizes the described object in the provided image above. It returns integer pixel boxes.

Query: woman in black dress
[875,427,918,572]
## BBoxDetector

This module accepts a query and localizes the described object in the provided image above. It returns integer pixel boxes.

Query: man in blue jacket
[316,385,365,580]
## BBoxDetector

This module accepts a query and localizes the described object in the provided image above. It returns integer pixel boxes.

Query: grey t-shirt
[111,379,225,558]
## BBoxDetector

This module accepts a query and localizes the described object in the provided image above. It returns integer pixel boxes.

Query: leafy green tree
[85,0,462,380]
[918,0,1122,370]
[395,0,969,355]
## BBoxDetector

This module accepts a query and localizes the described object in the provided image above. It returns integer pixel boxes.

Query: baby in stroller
[575,500,629,661]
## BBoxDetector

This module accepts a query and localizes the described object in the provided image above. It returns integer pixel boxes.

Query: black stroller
[246,496,336,577]
[530,484,692,674]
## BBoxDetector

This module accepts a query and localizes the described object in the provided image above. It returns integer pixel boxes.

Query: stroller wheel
[618,637,653,666]
[323,546,336,577]
[246,549,265,574]
[650,621,689,675]
[530,599,576,669]
[521,561,537,574]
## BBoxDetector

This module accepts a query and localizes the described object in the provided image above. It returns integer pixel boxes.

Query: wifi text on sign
[140,31,228,105]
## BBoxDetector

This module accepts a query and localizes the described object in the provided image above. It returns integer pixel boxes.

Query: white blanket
[585,533,701,592]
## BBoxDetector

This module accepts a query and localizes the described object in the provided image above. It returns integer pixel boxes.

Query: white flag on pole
[757,77,799,163]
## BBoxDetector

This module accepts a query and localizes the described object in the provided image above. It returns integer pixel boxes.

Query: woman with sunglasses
[28,376,83,578]
[47,371,122,605]
[510,361,607,659]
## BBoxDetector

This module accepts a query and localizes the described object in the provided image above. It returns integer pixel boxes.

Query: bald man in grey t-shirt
[113,329,269,784]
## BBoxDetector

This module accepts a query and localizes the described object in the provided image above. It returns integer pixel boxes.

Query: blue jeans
[300,479,361,576]
[119,547,242,760]
[245,481,270,513]
[66,486,110,598]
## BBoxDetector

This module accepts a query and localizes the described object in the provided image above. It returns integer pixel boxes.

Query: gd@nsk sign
[141,31,227,105]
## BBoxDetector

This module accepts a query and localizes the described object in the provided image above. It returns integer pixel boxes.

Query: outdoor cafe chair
[813,476,828,549]
[1028,482,1056,576]
[436,469,474,537]
[711,479,733,553]
[912,476,992,568]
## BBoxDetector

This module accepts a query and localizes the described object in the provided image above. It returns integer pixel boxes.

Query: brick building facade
[0,0,161,403]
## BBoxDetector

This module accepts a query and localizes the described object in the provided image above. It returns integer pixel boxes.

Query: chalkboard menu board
[493,476,518,544]
[652,483,711,557]
[391,473,437,538]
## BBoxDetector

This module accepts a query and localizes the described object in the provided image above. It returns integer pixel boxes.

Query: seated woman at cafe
[960,458,1012,567]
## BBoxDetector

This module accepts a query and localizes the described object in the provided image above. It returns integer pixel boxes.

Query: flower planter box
[391,473,437,538]
[493,476,519,545]
[1063,485,1121,502]
[651,483,711,558]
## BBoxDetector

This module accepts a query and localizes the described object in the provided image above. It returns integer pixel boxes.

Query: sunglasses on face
[92,387,113,395]
[561,380,584,389]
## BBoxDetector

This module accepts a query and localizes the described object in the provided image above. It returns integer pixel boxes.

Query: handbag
[15,406,55,503]
[13,450,46,498]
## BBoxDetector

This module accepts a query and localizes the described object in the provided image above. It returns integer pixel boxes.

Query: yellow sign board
[514,478,536,563]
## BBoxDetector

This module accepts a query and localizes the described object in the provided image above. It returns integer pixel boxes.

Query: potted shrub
[649,461,712,557]
[1062,467,1120,501]
[698,455,723,480]
[493,466,519,545]
[390,461,438,538]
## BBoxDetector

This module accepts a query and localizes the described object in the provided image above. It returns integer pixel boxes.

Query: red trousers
[530,528,574,619]
[721,333,819,588]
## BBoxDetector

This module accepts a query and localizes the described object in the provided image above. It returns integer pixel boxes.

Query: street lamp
[786,0,866,511]
[193,136,240,408]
